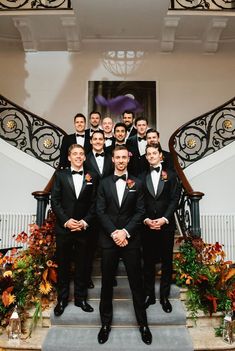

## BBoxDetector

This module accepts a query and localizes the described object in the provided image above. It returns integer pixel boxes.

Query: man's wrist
[162,217,169,224]
[123,228,130,238]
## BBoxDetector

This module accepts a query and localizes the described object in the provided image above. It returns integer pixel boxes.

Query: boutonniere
[128,151,133,157]
[85,173,92,182]
[161,170,168,181]
[126,179,135,189]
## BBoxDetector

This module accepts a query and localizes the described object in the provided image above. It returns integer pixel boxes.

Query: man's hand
[66,218,83,231]
[112,229,128,247]
[145,218,166,230]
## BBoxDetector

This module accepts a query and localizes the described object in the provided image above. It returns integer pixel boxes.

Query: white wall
[0,139,54,213]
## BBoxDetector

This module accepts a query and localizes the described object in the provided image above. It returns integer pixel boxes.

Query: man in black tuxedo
[146,128,175,171]
[51,144,97,316]
[121,110,137,140]
[59,113,91,168]
[86,111,102,137]
[101,116,115,148]
[84,130,114,288]
[105,122,127,154]
[141,143,180,313]
[96,145,152,345]
[126,116,149,177]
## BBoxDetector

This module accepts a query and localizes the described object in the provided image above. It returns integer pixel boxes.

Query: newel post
[32,191,50,226]
[189,191,204,237]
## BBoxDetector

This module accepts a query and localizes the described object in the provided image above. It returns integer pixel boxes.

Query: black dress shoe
[54,300,68,316]
[98,325,111,344]
[139,326,152,345]
[144,296,156,309]
[87,279,95,289]
[160,297,172,313]
[74,299,94,312]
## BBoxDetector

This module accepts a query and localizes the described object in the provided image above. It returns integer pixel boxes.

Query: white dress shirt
[93,150,104,174]
[76,134,85,147]
[151,164,162,195]
[71,168,84,198]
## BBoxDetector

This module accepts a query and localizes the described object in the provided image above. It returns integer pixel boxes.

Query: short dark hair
[89,111,101,119]
[112,144,129,157]
[114,122,127,133]
[90,130,105,139]
[146,142,162,154]
[68,143,85,155]
[134,116,148,126]
[146,128,160,138]
[122,110,134,118]
[74,113,86,123]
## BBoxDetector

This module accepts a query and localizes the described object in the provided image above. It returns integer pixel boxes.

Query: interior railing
[0,94,67,225]
[169,96,235,237]
[169,0,235,11]
[0,0,71,10]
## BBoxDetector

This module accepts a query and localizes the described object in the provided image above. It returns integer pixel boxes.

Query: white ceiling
[0,0,235,53]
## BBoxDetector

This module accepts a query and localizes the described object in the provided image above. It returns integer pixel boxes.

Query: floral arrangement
[126,179,135,189]
[161,170,168,181]
[174,236,235,324]
[0,213,57,335]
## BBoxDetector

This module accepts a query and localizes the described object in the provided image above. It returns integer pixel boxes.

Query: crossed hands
[145,218,166,230]
[112,229,128,247]
[65,218,86,231]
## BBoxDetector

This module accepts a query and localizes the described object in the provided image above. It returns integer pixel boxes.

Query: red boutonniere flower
[85,173,92,182]
[161,170,168,181]
[126,179,135,189]
[128,151,133,157]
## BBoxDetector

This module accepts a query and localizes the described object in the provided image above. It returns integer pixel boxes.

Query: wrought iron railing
[169,96,235,237]
[0,94,66,169]
[0,0,71,10]
[170,0,235,10]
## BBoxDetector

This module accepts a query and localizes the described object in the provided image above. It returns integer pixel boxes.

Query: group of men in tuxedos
[51,110,181,346]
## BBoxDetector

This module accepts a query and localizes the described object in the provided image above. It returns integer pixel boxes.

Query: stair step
[81,279,180,300]
[50,299,186,326]
[42,325,193,351]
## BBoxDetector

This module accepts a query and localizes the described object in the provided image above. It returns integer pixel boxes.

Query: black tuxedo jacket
[126,135,148,176]
[126,126,137,139]
[59,131,91,168]
[84,151,114,180]
[96,175,145,249]
[51,168,97,235]
[162,150,175,171]
[140,167,181,232]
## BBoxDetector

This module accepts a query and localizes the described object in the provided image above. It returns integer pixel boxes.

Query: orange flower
[85,173,92,182]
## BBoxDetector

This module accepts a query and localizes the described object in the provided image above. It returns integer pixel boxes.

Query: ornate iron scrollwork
[0,0,71,10]
[173,100,235,169]
[0,95,66,169]
[170,0,235,10]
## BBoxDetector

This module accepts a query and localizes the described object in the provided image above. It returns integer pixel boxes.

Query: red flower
[126,179,135,189]
[161,170,168,181]
[85,173,92,182]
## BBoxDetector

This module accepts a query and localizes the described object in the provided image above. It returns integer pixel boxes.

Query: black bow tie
[138,136,146,142]
[95,152,105,157]
[113,174,126,182]
[105,137,113,140]
[76,134,85,138]
[72,170,83,175]
[150,166,160,173]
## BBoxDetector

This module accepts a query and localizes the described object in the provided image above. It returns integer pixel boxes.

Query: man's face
[74,117,86,133]
[114,127,126,143]
[145,146,162,167]
[112,149,129,173]
[122,113,134,128]
[90,113,101,128]
[68,146,86,170]
[146,132,159,146]
[102,117,113,134]
[136,120,148,136]
[90,132,105,152]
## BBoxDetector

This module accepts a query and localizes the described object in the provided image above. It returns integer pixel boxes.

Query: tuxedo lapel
[156,178,164,198]
[110,177,120,208]
[90,153,102,176]
[120,186,129,207]
[146,172,155,198]
[66,170,76,196]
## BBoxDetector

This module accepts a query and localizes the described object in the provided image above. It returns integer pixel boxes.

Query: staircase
[41,259,193,351]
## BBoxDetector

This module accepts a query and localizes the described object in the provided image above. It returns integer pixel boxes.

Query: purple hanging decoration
[95,95,143,115]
